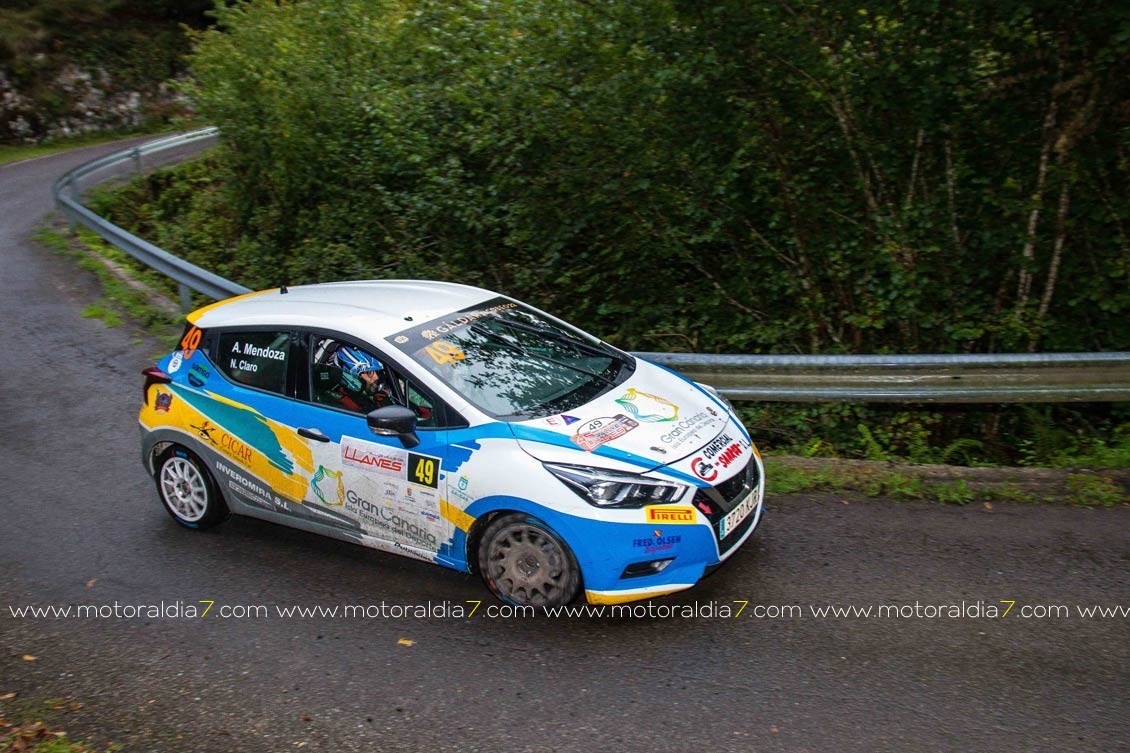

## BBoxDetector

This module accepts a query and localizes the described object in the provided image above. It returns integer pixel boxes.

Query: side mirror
[366,405,420,448]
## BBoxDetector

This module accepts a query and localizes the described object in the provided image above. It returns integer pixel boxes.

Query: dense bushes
[96,0,1130,462]
[181,0,1130,356]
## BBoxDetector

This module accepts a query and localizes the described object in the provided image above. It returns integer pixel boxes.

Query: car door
[188,328,320,520]
[287,332,460,564]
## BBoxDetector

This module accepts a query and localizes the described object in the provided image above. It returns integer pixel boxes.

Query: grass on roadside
[0,692,119,753]
[763,457,1129,508]
[33,224,182,352]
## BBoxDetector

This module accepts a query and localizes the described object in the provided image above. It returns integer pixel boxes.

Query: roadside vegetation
[0,0,209,143]
[0,691,117,753]
[85,0,1130,469]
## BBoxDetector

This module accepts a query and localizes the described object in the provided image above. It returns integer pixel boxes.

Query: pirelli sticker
[645,506,697,525]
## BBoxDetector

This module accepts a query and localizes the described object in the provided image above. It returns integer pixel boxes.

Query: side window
[309,337,394,414]
[305,334,456,428]
[216,331,291,395]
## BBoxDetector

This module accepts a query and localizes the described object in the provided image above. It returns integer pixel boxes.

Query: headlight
[697,382,736,415]
[544,463,688,509]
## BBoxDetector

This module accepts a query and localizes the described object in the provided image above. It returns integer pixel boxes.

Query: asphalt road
[1,142,1128,753]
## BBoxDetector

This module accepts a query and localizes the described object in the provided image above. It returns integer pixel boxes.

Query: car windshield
[385,298,634,420]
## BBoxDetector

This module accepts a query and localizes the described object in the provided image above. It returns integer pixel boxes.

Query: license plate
[718,490,758,539]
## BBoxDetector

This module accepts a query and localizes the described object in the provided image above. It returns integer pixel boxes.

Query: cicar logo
[645,506,697,524]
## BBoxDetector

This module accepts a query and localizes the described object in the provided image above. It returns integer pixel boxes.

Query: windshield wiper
[468,324,616,387]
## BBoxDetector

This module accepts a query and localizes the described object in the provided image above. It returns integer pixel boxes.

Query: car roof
[187,280,499,342]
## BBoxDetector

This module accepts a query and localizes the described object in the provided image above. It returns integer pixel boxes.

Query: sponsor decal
[632,533,682,554]
[458,476,469,491]
[701,432,744,469]
[345,489,438,548]
[546,414,581,427]
[659,411,725,450]
[154,392,173,413]
[342,436,407,478]
[311,465,345,506]
[214,461,287,511]
[191,421,217,445]
[691,457,718,482]
[644,506,697,524]
[387,298,519,352]
[649,446,667,455]
[219,431,253,464]
[188,363,211,388]
[168,351,183,374]
[615,389,679,423]
[571,414,639,452]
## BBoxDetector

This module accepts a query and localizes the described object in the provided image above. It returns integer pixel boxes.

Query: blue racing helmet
[335,346,382,375]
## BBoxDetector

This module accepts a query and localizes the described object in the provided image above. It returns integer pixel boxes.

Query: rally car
[139,281,764,606]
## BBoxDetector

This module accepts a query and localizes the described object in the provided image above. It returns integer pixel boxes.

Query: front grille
[691,456,762,556]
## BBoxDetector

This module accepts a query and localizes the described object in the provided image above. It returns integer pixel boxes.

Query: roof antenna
[278,280,288,295]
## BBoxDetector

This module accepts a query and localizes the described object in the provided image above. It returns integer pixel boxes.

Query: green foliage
[929,480,977,505]
[1064,474,1128,507]
[174,0,1130,350]
[90,0,1130,467]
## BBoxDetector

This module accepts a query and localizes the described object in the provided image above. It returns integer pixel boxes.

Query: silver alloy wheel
[483,521,572,606]
[160,456,209,522]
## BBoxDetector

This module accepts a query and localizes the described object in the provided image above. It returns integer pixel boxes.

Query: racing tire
[154,445,227,530]
[477,513,581,607]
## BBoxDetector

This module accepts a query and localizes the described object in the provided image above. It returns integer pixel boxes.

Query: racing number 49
[413,454,433,483]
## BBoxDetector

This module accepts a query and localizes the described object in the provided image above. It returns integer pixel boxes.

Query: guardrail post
[67,178,80,234]
[131,146,142,175]
[178,283,192,314]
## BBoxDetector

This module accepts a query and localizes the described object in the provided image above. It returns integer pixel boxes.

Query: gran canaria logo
[615,389,679,423]
[311,465,345,506]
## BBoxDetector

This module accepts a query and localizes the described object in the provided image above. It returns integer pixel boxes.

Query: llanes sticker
[341,436,441,489]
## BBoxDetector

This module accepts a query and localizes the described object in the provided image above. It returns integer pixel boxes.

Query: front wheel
[155,446,227,529]
[477,514,581,607]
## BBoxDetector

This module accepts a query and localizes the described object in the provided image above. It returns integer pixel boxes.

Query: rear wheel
[477,514,581,607]
[155,446,226,529]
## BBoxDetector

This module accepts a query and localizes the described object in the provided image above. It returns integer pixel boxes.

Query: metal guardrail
[53,127,250,308]
[640,352,1130,403]
[52,130,1130,403]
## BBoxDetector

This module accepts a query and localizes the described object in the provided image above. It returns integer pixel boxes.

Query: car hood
[507,359,752,484]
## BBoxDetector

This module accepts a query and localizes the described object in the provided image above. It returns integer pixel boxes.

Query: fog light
[620,558,674,579]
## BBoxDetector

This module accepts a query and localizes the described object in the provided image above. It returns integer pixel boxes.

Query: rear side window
[216,331,291,395]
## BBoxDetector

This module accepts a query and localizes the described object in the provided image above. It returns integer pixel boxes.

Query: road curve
[1,142,1128,753]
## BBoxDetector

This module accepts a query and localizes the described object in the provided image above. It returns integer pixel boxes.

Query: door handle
[297,427,330,442]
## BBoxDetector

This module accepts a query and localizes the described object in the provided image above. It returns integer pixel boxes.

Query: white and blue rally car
[139,281,764,606]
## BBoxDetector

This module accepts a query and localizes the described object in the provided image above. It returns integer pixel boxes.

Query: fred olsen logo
[644,506,697,525]
[691,457,717,482]
[633,532,682,554]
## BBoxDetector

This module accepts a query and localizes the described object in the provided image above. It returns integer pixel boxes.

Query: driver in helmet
[331,345,390,413]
